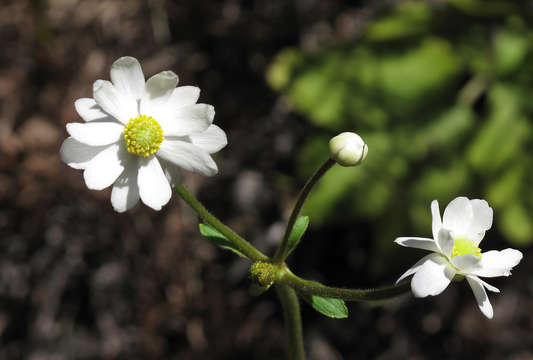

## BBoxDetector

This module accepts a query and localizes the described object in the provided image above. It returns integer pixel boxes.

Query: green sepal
[199,223,248,259]
[286,216,310,257]
[301,282,348,319]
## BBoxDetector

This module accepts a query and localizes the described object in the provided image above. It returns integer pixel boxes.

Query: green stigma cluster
[250,261,276,288]
[123,114,164,157]
[451,237,482,258]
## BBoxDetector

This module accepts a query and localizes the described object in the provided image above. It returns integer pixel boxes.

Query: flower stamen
[123,114,164,157]
[451,237,482,258]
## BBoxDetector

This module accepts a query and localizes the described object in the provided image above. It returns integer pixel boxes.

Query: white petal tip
[205,166,218,177]
[93,79,105,91]
[393,238,403,245]
[113,56,140,65]
[411,286,430,298]
[207,105,215,121]
[65,123,76,136]
[159,70,178,79]
[145,202,166,211]
[482,309,494,319]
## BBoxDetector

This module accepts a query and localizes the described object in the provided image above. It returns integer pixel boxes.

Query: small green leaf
[302,293,348,319]
[199,223,248,258]
[306,296,349,319]
[286,216,309,257]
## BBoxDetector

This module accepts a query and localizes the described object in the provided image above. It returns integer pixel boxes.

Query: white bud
[329,132,368,166]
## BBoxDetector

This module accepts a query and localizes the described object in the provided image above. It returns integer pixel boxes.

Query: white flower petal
[451,254,482,273]
[468,231,485,247]
[471,249,523,278]
[93,80,136,124]
[437,228,454,258]
[160,104,214,136]
[395,253,436,284]
[189,125,228,153]
[60,137,108,169]
[467,199,493,245]
[110,56,145,101]
[476,277,500,293]
[159,159,182,187]
[141,70,179,115]
[66,122,124,146]
[443,196,472,236]
[111,159,140,213]
[83,144,125,190]
[411,254,455,298]
[168,86,200,108]
[75,98,115,122]
[137,156,172,210]
[431,200,442,242]
[157,139,218,176]
[394,237,439,252]
[466,275,494,319]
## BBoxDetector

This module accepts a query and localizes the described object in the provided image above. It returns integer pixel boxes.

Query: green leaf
[198,223,247,258]
[266,48,304,91]
[499,203,533,246]
[468,84,531,173]
[486,163,524,208]
[302,290,348,319]
[365,1,432,41]
[493,29,529,76]
[379,38,461,107]
[286,216,309,257]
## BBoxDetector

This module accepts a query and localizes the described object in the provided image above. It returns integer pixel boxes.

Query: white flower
[394,197,523,319]
[60,56,227,212]
[328,132,368,166]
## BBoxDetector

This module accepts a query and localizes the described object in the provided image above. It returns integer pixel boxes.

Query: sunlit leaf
[468,84,531,173]
[199,224,247,258]
[493,29,529,76]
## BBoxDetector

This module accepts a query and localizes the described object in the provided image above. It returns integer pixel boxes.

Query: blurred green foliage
[267,0,533,248]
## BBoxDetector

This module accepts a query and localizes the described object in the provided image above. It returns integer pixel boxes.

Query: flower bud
[329,132,368,166]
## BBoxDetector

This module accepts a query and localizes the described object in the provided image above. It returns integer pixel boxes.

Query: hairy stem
[278,269,411,302]
[175,185,268,262]
[276,284,306,360]
[273,158,335,263]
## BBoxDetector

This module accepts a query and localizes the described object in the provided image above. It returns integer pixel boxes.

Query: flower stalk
[273,158,335,263]
[278,267,411,302]
[175,185,268,262]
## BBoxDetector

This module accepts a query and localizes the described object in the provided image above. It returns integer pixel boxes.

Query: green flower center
[123,114,164,157]
[451,237,482,258]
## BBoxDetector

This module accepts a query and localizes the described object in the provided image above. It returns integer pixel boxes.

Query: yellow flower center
[123,114,163,157]
[451,237,482,258]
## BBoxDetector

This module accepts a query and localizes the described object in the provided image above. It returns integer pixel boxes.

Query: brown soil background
[0,1,532,359]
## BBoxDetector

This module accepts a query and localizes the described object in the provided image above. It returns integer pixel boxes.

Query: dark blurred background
[1,0,533,359]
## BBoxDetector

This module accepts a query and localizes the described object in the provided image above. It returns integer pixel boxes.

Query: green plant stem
[278,269,411,302]
[276,284,306,360]
[273,158,335,263]
[175,185,268,262]
[457,74,490,106]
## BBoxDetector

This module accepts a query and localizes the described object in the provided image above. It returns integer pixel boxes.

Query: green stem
[175,185,268,262]
[276,284,306,360]
[273,158,335,263]
[457,74,489,107]
[278,269,410,302]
